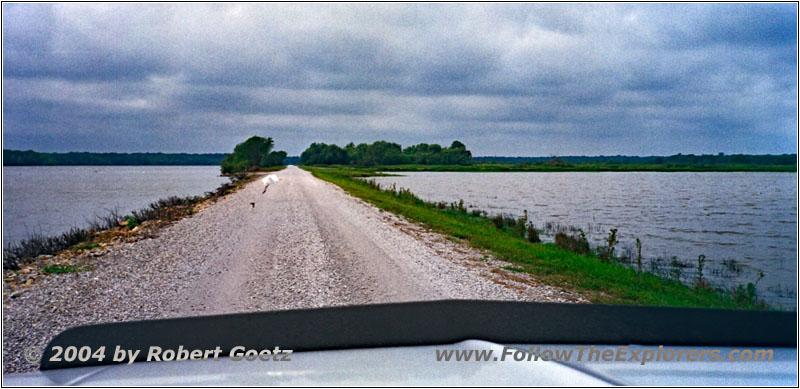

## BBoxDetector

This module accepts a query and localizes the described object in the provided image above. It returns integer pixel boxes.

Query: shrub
[600,228,618,262]
[635,238,643,272]
[122,216,140,229]
[513,210,528,239]
[669,256,687,280]
[492,215,505,229]
[695,254,707,287]
[3,228,92,270]
[88,208,125,231]
[554,231,590,255]
[526,224,541,243]
[732,282,765,308]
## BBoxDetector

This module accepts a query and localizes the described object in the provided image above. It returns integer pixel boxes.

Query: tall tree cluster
[300,140,472,166]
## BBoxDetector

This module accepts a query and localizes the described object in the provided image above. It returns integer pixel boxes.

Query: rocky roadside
[2,175,250,373]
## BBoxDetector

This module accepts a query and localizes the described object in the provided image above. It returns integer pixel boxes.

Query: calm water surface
[371,172,797,308]
[3,166,228,246]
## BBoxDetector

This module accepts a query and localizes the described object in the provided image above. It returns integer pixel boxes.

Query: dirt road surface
[3,166,583,373]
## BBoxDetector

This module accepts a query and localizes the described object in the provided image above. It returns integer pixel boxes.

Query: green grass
[42,264,91,274]
[122,216,139,229]
[72,242,101,251]
[372,163,796,173]
[303,165,770,310]
[254,165,288,172]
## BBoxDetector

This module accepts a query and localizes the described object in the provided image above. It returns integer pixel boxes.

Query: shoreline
[332,166,796,308]
[2,166,288,271]
[303,166,780,311]
[2,172,260,272]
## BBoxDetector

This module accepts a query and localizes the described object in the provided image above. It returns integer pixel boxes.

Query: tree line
[3,150,226,166]
[300,140,473,166]
[474,153,797,166]
[8,142,793,170]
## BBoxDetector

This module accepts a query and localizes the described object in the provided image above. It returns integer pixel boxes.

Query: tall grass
[3,228,92,270]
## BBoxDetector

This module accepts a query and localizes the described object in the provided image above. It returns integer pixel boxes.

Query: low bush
[554,231,590,255]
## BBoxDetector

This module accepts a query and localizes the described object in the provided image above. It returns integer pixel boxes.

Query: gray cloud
[2,3,796,156]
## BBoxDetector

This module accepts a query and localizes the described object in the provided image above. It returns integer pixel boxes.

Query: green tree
[236,136,274,166]
[221,136,286,174]
[299,140,473,166]
[300,143,349,165]
[442,140,472,165]
[261,150,287,167]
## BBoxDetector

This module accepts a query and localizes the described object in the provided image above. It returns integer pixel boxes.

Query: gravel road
[3,166,583,373]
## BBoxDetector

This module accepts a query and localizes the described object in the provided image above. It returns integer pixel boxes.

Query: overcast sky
[2,3,797,156]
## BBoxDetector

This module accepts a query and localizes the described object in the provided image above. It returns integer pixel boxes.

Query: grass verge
[303,166,770,310]
[42,264,91,274]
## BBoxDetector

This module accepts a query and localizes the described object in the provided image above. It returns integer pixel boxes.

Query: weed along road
[3,166,582,373]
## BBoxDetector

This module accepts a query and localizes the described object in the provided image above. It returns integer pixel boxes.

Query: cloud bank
[2,3,796,155]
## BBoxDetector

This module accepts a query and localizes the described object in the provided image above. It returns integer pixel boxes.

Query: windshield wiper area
[40,300,794,370]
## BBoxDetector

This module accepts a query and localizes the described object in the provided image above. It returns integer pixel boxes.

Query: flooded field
[370,171,797,308]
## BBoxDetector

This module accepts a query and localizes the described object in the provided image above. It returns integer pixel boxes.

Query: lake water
[3,166,228,246]
[370,172,798,308]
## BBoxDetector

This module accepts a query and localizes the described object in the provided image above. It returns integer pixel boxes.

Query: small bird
[261,174,279,194]
[250,202,256,208]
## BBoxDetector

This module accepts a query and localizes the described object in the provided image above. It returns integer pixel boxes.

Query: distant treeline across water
[474,154,797,166]
[3,150,302,166]
[3,148,795,167]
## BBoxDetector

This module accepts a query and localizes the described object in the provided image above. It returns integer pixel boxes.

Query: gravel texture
[3,166,584,373]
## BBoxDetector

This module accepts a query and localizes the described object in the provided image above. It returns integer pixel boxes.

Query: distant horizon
[4,148,797,159]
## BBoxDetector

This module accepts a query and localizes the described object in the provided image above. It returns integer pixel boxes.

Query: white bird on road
[261,174,279,194]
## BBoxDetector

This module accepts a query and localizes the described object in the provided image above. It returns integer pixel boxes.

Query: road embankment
[3,166,581,373]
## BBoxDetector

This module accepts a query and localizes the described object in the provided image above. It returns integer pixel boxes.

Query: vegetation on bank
[301,140,472,166]
[220,136,287,174]
[3,149,227,166]
[2,174,257,270]
[303,166,771,310]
